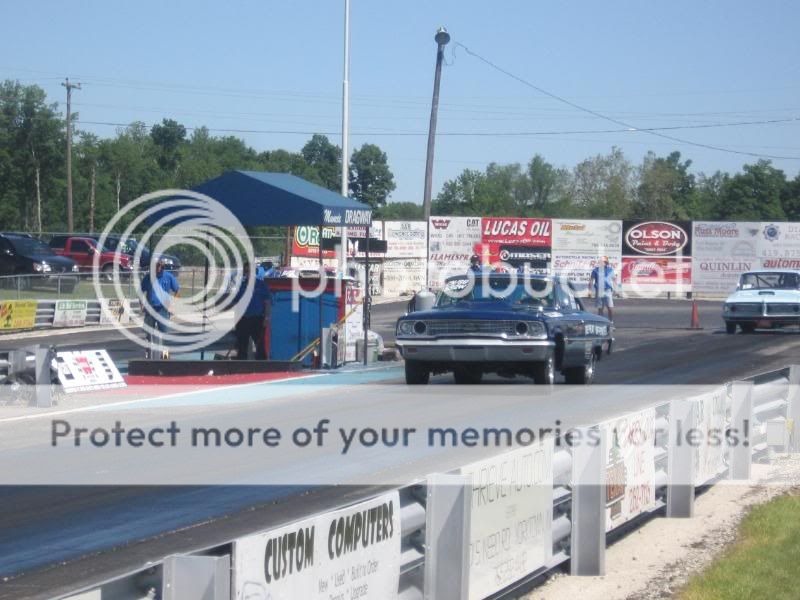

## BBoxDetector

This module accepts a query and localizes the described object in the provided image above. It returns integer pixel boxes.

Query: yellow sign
[0,300,38,330]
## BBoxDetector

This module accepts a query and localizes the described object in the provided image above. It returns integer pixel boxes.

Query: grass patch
[680,492,800,600]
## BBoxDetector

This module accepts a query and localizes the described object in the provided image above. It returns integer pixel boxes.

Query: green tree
[301,134,341,191]
[150,118,187,177]
[634,151,695,219]
[377,201,424,220]
[525,154,565,213]
[569,147,635,218]
[348,143,396,208]
[781,173,800,221]
[717,160,786,220]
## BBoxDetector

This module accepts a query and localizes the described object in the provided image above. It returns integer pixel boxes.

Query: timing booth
[129,171,372,375]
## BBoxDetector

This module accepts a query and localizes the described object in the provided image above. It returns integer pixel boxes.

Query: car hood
[725,289,800,303]
[401,301,546,321]
[29,253,76,269]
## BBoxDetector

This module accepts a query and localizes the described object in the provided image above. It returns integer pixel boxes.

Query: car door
[554,282,592,367]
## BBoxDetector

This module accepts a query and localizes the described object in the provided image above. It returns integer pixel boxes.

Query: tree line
[3,80,799,238]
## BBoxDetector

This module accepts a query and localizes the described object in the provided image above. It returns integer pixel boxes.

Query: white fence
[54,367,800,600]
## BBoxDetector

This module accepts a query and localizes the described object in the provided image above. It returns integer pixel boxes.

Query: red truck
[49,236,133,280]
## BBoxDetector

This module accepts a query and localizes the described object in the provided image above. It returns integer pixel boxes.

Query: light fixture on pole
[422,27,450,288]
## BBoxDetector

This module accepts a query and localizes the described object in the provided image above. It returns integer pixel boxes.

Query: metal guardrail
[42,366,798,600]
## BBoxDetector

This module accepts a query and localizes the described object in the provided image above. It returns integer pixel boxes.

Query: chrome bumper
[395,338,554,362]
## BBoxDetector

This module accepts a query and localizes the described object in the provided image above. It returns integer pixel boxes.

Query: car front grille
[730,303,762,315]
[766,303,800,316]
[424,320,521,337]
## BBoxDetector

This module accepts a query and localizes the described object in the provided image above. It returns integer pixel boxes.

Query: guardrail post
[570,425,606,576]
[34,346,53,408]
[424,473,470,600]
[787,365,800,452]
[667,400,696,518]
[730,381,754,480]
[163,554,230,600]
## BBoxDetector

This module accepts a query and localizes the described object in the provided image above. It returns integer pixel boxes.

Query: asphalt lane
[3,297,800,598]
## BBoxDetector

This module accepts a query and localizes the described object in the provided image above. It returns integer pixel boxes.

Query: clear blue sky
[3,0,799,203]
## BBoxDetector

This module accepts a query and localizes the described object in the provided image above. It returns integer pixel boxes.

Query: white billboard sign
[384,221,426,258]
[691,222,759,294]
[461,439,554,600]
[382,258,426,297]
[758,222,800,269]
[234,491,401,600]
[603,407,657,532]
[53,299,88,328]
[551,219,622,254]
[428,216,482,289]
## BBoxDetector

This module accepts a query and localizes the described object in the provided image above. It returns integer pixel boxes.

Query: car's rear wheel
[405,360,430,385]
[740,323,756,334]
[531,352,555,385]
[725,322,737,334]
[453,366,482,385]
[564,352,596,385]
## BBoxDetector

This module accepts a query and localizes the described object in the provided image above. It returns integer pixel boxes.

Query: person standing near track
[233,261,271,360]
[589,255,615,322]
[140,258,180,359]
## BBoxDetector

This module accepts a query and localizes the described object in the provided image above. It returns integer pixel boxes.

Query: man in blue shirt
[234,261,271,360]
[140,258,180,358]
[589,256,615,322]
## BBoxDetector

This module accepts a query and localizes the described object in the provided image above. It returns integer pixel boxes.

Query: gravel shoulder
[526,455,800,600]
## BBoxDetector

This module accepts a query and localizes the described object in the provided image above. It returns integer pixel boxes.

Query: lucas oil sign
[234,491,401,600]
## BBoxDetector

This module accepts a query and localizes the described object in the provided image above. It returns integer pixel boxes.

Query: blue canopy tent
[152,171,373,363]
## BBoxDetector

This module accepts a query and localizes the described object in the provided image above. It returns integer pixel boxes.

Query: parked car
[395,273,613,385]
[723,270,800,333]
[48,236,132,280]
[49,235,181,273]
[0,233,79,291]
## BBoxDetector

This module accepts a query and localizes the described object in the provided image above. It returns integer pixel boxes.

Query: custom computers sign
[234,491,401,600]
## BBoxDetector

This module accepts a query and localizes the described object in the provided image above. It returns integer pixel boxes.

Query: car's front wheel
[405,360,430,385]
[564,352,596,385]
[725,322,737,334]
[531,352,555,385]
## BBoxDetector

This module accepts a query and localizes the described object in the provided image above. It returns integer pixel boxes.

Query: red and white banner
[429,216,482,289]
[621,257,692,290]
[622,221,692,292]
[479,217,552,272]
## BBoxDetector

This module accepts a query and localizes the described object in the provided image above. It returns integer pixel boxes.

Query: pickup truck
[49,236,133,280]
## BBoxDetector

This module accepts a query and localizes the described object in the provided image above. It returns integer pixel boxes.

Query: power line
[453,41,800,161]
[75,116,799,138]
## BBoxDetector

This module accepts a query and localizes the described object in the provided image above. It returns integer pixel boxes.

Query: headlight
[33,262,51,273]
[397,321,414,335]
[161,258,174,265]
[523,321,546,337]
[72,265,80,273]
[413,321,427,335]
[726,304,736,313]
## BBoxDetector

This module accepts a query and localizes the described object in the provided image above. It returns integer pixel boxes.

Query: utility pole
[422,28,450,288]
[339,0,351,277]
[62,78,81,233]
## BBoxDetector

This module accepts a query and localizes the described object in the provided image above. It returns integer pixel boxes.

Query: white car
[723,270,800,334]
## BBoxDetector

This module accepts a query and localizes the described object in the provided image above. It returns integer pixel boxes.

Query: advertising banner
[0,300,37,330]
[347,222,385,258]
[234,491,401,600]
[552,219,622,286]
[99,298,133,325]
[382,258,426,297]
[757,222,800,269]
[429,216,482,289]
[53,300,88,328]
[691,222,759,295]
[603,408,657,532]
[353,261,383,297]
[292,225,339,259]
[344,285,364,363]
[479,217,552,273]
[461,439,554,600]
[693,387,727,486]
[622,221,692,292]
[383,221,426,258]
[54,349,127,393]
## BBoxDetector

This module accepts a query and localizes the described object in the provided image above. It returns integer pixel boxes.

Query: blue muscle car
[395,274,613,385]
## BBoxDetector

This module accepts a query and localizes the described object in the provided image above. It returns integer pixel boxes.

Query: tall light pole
[339,0,351,276]
[62,77,81,233]
[422,27,449,288]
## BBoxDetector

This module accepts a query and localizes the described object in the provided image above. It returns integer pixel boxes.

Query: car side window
[71,240,90,252]
[555,284,576,311]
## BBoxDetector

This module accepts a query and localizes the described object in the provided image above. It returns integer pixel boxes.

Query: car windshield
[436,277,555,308]
[738,272,800,290]
[10,237,55,256]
